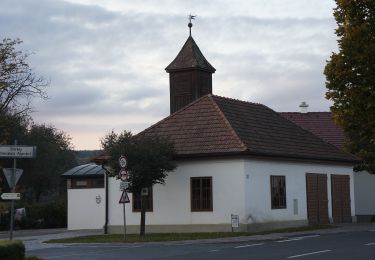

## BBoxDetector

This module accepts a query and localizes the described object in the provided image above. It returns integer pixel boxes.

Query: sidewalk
[0,228,103,251]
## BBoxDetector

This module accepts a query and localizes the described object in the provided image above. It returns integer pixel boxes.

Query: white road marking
[296,235,320,239]
[234,243,264,248]
[287,250,331,259]
[208,249,219,252]
[368,230,375,232]
[276,235,320,243]
[365,242,375,246]
[276,238,303,243]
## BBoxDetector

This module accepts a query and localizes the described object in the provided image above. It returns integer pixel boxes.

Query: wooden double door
[306,173,351,224]
[306,173,329,225]
[331,174,352,223]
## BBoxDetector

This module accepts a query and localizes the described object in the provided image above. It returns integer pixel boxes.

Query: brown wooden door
[306,173,329,225]
[331,175,352,223]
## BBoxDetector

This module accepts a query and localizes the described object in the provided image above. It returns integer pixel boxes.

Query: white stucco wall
[354,171,375,215]
[245,158,355,224]
[67,157,356,230]
[108,158,246,227]
[67,188,105,230]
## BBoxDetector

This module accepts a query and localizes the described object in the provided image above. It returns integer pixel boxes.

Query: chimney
[299,101,309,113]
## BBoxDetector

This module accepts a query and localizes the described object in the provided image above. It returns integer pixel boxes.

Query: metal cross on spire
[188,14,196,36]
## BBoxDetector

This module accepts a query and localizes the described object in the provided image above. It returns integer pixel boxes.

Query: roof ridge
[212,94,266,107]
[280,111,332,114]
[208,96,248,152]
[138,94,213,136]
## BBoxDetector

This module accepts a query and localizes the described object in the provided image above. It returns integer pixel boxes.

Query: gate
[331,175,352,223]
[306,173,329,225]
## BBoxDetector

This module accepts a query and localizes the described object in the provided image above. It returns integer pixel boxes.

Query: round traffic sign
[119,169,128,181]
[119,155,127,168]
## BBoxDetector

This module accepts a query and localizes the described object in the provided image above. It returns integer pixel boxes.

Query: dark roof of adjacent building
[280,112,345,149]
[165,36,216,73]
[140,95,356,163]
[62,163,105,178]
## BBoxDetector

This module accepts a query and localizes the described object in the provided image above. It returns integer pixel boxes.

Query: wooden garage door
[331,175,352,223]
[306,173,329,225]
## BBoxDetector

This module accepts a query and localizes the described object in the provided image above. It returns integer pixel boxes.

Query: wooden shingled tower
[165,16,216,114]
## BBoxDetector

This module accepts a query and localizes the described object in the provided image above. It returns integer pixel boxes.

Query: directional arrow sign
[2,168,23,189]
[1,193,21,200]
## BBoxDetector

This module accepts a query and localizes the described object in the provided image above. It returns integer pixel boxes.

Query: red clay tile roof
[280,112,345,149]
[165,36,216,73]
[141,95,246,155]
[140,95,356,163]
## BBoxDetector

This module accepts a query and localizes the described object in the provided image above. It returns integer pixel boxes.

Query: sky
[1,0,339,150]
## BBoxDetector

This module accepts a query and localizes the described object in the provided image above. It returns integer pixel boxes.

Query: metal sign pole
[9,140,17,240]
[123,203,126,240]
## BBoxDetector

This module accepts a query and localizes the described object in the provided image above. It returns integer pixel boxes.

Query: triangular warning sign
[2,168,23,189]
[119,190,130,204]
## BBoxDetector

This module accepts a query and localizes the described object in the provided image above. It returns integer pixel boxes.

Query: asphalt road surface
[28,230,375,260]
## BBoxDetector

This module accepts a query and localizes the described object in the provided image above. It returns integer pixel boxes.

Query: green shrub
[0,240,25,260]
[16,200,67,229]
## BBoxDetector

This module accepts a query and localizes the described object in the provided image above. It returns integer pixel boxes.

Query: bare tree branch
[0,38,48,117]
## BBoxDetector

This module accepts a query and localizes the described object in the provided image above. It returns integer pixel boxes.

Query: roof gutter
[174,150,359,165]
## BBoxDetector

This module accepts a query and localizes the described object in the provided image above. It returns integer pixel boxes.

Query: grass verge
[46,225,333,244]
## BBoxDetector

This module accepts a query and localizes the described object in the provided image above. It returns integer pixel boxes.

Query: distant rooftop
[280,112,345,149]
[62,163,105,178]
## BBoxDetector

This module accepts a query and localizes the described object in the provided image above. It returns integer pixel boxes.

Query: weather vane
[188,14,196,36]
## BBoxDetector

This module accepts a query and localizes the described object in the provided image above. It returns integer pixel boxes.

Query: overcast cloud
[1,0,338,149]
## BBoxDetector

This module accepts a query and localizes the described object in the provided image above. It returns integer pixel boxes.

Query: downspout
[102,165,109,234]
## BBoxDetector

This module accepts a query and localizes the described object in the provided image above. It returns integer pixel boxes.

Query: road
[28,230,375,259]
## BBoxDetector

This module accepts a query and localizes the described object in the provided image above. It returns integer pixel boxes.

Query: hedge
[0,240,25,260]
[0,200,67,230]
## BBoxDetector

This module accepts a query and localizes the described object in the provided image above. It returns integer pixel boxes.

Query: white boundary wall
[67,188,105,230]
[354,171,375,216]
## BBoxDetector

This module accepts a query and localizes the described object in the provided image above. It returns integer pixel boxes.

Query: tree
[19,124,77,202]
[101,130,177,236]
[0,38,48,117]
[324,0,375,173]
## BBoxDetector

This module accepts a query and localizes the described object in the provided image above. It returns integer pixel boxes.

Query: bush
[0,240,25,260]
[16,200,67,229]
[0,200,67,231]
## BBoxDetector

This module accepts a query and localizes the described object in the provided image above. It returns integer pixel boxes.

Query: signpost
[119,190,130,203]
[118,155,129,240]
[3,168,23,189]
[120,181,129,191]
[0,145,36,158]
[231,214,239,232]
[0,141,36,240]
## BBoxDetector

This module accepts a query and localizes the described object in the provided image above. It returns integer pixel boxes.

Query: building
[63,25,358,232]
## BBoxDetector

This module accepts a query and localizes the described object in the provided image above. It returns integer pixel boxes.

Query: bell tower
[165,16,216,114]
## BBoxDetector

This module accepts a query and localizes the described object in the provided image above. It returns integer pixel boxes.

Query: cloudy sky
[1,0,339,150]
